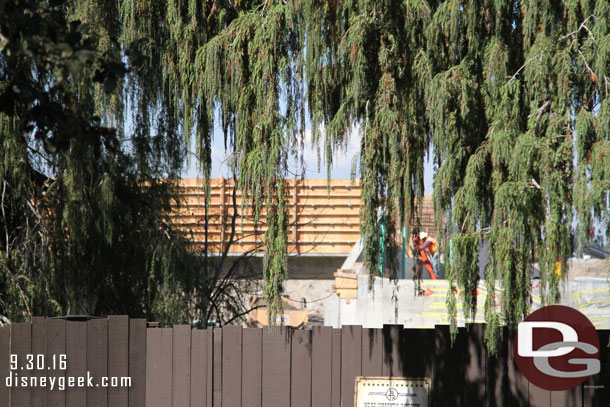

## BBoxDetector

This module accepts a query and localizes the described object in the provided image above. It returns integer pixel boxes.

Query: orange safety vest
[424,237,439,256]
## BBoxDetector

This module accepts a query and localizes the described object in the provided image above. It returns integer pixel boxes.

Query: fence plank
[46,318,66,407]
[584,331,610,406]
[485,327,505,407]
[146,329,161,407]
[464,325,486,406]
[0,326,9,407]
[191,329,208,407]
[129,319,147,407]
[403,328,434,378]
[262,327,290,407]
[87,319,108,407]
[382,325,402,377]
[146,328,173,407]
[213,328,222,407]
[109,316,129,407]
[485,326,528,407]
[528,383,550,407]
[291,330,311,407]
[65,320,86,407]
[582,361,610,407]
[173,325,191,407]
[206,327,213,407]
[432,325,464,407]
[31,317,46,407]
[341,325,362,407]
[311,326,332,407]
[241,328,262,407]
[505,326,528,406]
[331,329,341,407]
[361,328,382,376]
[550,388,580,407]
[222,326,241,407]
[599,330,610,362]
[10,322,31,407]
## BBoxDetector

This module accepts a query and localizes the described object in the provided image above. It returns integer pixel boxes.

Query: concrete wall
[218,254,345,279]
[324,276,610,329]
[282,279,335,322]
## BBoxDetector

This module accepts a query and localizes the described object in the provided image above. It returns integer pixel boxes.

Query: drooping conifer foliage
[2,1,609,346]
[0,0,199,323]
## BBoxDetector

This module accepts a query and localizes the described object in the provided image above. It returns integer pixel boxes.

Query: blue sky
[183,125,436,196]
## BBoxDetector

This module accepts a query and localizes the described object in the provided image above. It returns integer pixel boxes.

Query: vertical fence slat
[382,325,401,377]
[206,327,213,407]
[213,328,222,407]
[241,328,262,407]
[190,329,208,407]
[222,326,241,407]
[46,319,65,407]
[146,328,173,407]
[599,330,610,362]
[506,326,528,406]
[0,326,9,407]
[291,330,311,407]
[146,329,161,407]
[550,388,580,407]
[331,329,341,407]
[10,323,31,407]
[65,320,86,407]
[583,361,610,406]
[485,326,528,407]
[108,316,129,407]
[31,317,46,407]
[403,328,433,378]
[262,327,290,407]
[528,383,551,407]
[311,326,332,407]
[485,327,505,407]
[341,325,362,407]
[432,326,464,407]
[584,330,610,406]
[129,319,147,407]
[173,325,191,407]
[361,328,382,376]
[464,324,486,406]
[87,319,108,407]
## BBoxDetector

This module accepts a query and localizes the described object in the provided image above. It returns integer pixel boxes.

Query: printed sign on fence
[354,376,430,407]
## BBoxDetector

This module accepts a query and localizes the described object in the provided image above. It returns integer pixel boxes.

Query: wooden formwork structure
[171,178,363,255]
[171,178,436,256]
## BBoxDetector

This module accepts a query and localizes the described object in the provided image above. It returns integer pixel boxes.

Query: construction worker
[419,231,439,258]
[410,229,438,280]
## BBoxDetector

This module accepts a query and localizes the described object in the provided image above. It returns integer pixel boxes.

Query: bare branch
[531,178,543,191]
[578,50,596,81]
[223,305,265,326]
[560,15,595,41]
[509,52,543,82]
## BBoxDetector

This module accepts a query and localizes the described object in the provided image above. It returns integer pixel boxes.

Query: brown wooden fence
[1,317,608,407]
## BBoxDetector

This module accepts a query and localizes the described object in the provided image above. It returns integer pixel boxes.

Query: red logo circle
[514,305,600,391]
